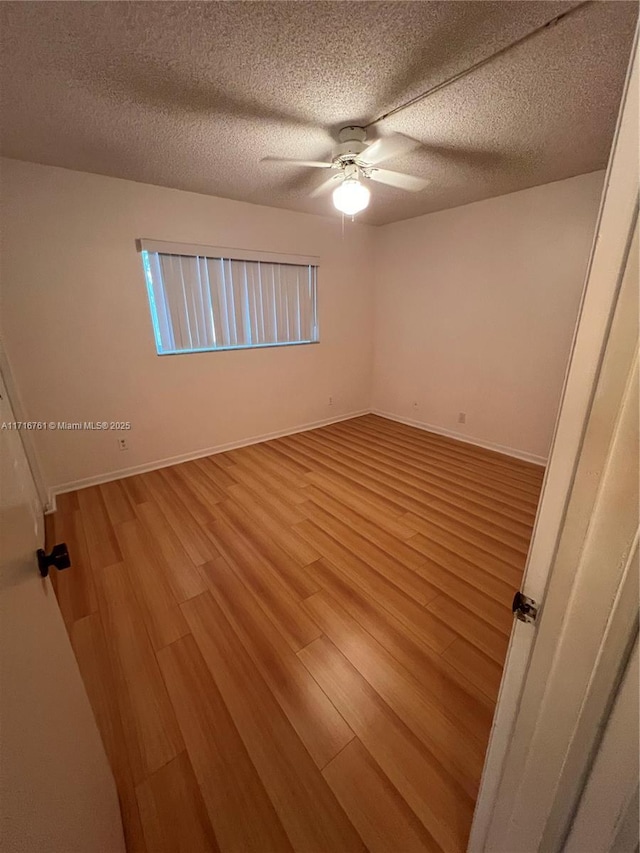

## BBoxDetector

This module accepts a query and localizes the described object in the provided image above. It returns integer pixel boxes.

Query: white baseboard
[46,406,545,511]
[371,410,548,467]
[47,409,370,510]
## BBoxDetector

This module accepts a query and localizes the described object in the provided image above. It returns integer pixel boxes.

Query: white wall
[372,171,605,463]
[0,158,375,492]
[0,159,604,495]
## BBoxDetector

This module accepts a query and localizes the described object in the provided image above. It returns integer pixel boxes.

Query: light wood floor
[50,414,544,853]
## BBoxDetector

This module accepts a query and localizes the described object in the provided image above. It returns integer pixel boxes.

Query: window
[138,239,319,355]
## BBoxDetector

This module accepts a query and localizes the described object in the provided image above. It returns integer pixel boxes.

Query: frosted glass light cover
[332,179,371,215]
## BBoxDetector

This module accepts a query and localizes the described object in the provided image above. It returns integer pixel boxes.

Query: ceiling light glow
[332,178,370,216]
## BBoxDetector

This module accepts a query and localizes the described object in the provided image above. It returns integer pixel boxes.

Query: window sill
[155,340,320,356]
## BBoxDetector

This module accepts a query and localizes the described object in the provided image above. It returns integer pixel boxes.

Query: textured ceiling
[0,1,637,225]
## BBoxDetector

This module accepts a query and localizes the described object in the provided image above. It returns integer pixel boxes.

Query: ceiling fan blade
[309,172,344,198]
[360,133,421,166]
[368,168,429,192]
[262,157,333,169]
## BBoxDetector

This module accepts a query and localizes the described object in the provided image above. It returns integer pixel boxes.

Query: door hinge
[512,590,539,624]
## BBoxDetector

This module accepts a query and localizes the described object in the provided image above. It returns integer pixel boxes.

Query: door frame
[469,28,639,852]
[0,339,49,511]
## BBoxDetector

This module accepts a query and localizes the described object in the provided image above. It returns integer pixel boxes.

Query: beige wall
[372,171,605,463]
[0,158,375,492]
[0,159,603,493]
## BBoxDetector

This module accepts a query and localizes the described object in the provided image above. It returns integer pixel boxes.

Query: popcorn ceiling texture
[0,1,636,226]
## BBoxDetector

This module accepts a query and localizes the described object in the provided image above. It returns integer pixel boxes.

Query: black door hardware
[37,543,71,577]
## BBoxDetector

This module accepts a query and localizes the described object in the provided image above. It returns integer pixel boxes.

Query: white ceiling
[0,1,636,225]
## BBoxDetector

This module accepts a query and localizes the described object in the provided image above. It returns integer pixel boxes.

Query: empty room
[1,3,638,852]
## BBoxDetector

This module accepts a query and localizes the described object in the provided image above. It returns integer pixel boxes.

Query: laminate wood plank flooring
[50,414,544,852]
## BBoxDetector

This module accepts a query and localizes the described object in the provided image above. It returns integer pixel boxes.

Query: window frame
[137,239,320,357]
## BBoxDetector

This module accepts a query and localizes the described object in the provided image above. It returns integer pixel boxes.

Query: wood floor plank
[299,635,474,853]
[70,613,147,853]
[299,502,438,605]
[92,562,184,784]
[305,591,486,799]
[322,737,440,853]
[99,479,136,526]
[227,467,307,525]
[303,483,427,570]
[307,554,456,657]
[206,450,235,469]
[230,449,309,506]
[193,454,237,491]
[406,550,515,640]
[276,435,421,514]
[423,496,532,552]
[326,421,542,504]
[303,469,417,539]
[76,485,122,570]
[406,520,524,589]
[52,508,97,629]
[179,458,227,503]
[162,463,224,520]
[114,519,190,651]
[56,490,79,513]
[119,473,152,506]
[182,591,367,853]
[139,469,219,566]
[157,634,292,853]
[283,429,538,527]
[298,427,540,512]
[207,514,322,652]
[272,439,415,520]
[202,555,354,768]
[349,414,544,481]
[405,533,517,609]
[442,637,504,703]
[291,433,522,540]
[337,417,544,493]
[134,501,208,603]
[404,503,529,567]
[294,520,447,648]
[426,594,510,665]
[215,497,320,596]
[223,484,319,571]
[307,557,493,742]
[241,442,313,494]
[55,415,542,852]
[260,440,313,477]
[136,751,220,853]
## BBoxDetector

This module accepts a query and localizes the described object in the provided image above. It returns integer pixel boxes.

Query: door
[469,29,639,853]
[564,635,639,853]
[0,366,125,852]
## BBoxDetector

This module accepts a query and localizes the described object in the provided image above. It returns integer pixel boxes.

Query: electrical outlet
[118,438,129,451]
[458,412,466,424]
[328,396,333,406]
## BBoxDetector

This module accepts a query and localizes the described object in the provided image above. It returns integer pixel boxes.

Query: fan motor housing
[333,140,367,163]
[333,126,368,164]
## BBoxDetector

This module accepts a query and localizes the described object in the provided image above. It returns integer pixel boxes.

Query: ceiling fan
[264,126,429,216]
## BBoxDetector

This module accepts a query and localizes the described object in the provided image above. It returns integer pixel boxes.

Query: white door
[0,366,125,852]
[564,636,639,853]
[469,29,639,853]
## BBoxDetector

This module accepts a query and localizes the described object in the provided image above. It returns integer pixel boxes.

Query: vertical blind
[141,247,318,354]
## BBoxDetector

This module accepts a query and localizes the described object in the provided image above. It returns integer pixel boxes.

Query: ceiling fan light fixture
[332,178,370,216]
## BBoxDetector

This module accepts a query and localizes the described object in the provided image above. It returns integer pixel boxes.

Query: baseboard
[46,405,546,511]
[47,408,370,510]
[371,410,548,467]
